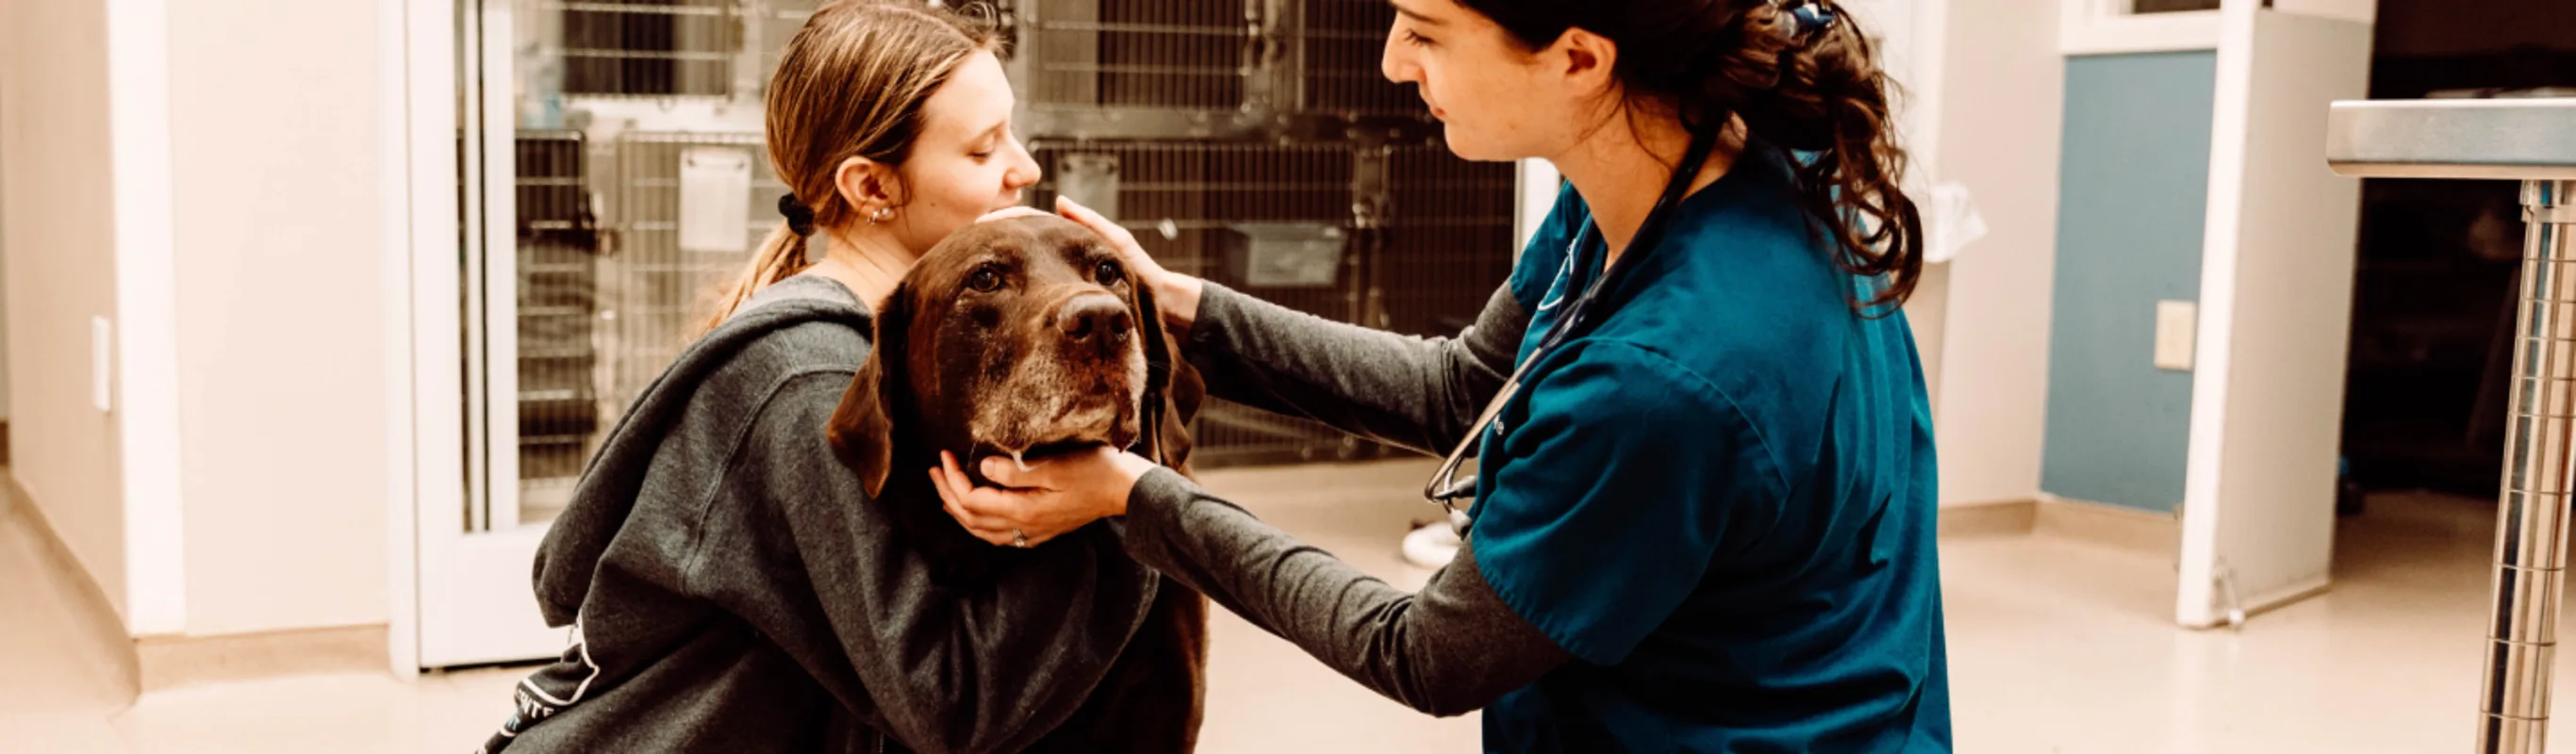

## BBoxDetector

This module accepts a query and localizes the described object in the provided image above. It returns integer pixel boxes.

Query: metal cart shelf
[2325,95,2576,754]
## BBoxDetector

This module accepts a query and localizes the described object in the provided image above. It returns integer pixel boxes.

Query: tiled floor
[0,459,2560,752]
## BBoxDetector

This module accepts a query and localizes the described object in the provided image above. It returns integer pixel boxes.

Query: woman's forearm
[1118,467,1571,716]
[1180,282,1527,456]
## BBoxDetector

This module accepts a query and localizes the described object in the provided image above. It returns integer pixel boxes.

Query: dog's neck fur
[880,426,1034,585]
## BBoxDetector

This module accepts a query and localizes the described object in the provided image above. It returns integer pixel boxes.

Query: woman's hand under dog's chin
[931,446,1158,549]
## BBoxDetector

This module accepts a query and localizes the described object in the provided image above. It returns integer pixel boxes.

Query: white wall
[0,186,10,425]
[167,0,389,635]
[0,90,11,423]
[0,117,10,426]
[1925,0,2065,506]
[1855,0,1952,418]
[1,0,131,618]
[1910,264,1950,412]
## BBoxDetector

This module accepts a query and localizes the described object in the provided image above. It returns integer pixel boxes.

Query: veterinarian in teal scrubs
[933,0,1951,750]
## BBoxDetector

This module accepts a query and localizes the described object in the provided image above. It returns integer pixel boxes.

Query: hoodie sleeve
[1174,183,1577,457]
[1181,281,1525,456]
[1117,467,1572,716]
[704,369,1160,754]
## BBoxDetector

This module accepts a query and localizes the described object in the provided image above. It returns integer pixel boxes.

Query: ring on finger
[1012,529,1030,549]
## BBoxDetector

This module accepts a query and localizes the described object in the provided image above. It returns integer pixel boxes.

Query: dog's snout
[1056,294,1132,345]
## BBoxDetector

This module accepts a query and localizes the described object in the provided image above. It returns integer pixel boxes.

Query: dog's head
[828,214,1203,500]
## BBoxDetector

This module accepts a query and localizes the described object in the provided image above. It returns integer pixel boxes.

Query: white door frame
[380,0,420,679]
[388,0,563,670]
[2172,0,2373,629]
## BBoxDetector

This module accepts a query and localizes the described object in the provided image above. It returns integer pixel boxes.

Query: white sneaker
[1399,510,1470,569]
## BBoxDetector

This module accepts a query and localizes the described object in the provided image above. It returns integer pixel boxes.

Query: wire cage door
[422,0,818,667]
[418,0,1521,665]
[1010,0,1521,467]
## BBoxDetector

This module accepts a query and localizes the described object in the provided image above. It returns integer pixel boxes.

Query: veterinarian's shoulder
[1605,181,1850,386]
[1574,156,1883,468]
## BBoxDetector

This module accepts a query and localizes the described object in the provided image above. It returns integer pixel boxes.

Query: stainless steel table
[2327,96,2576,753]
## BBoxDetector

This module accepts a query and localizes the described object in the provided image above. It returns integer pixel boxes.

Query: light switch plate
[2155,301,2197,371]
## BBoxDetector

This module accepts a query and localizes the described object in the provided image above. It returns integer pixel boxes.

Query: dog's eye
[1094,259,1125,286]
[968,268,1004,293]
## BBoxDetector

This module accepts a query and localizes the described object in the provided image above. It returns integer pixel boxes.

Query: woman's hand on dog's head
[930,446,1156,549]
[1050,197,1204,335]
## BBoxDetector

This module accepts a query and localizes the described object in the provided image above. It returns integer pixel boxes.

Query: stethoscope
[1420,127,1724,526]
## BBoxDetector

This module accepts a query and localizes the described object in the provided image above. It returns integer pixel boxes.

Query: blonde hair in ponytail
[698,0,998,334]
[702,223,816,333]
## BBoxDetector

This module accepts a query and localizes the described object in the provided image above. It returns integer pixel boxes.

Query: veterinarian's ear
[827,285,913,498]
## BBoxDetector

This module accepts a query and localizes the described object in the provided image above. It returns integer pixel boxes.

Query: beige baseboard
[6,467,391,696]
[2034,494,2183,557]
[1938,499,2039,539]
[1939,496,2183,557]
[137,624,389,692]
[3,468,143,702]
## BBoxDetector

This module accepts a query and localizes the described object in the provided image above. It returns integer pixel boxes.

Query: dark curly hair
[1462,0,1923,310]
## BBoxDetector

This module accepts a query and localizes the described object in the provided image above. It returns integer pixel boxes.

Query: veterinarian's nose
[1056,294,1132,347]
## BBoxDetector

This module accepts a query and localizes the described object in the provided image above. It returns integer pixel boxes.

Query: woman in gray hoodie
[476,4,1164,752]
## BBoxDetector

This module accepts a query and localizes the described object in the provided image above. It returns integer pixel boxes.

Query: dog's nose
[1056,294,1132,346]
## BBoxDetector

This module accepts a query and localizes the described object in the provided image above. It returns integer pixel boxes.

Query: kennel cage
[473,0,1518,506]
[511,130,604,500]
[1028,139,1515,466]
[475,0,817,523]
[1009,0,1520,466]
[999,0,1440,140]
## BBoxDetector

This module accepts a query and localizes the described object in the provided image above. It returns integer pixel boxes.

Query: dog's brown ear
[1165,344,1204,424]
[1157,352,1204,473]
[828,284,914,498]
[1131,278,1203,471]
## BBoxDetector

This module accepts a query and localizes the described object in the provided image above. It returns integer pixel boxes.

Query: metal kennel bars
[1025,139,1515,464]
[1001,0,1520,465]
[476,0,1518,519]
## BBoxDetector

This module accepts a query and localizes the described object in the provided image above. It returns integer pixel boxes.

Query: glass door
[411,0,816,667]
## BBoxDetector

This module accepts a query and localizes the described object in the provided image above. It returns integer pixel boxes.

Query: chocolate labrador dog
[825,214,1209,753]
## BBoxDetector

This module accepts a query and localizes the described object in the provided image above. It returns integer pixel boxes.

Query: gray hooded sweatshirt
[479,275,1164,753]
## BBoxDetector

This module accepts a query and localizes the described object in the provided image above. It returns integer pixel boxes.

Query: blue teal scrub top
[1469,143,1952,752]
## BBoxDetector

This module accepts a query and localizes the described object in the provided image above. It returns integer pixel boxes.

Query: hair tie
[777,193,817,238]
[1786,2,1837,39]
